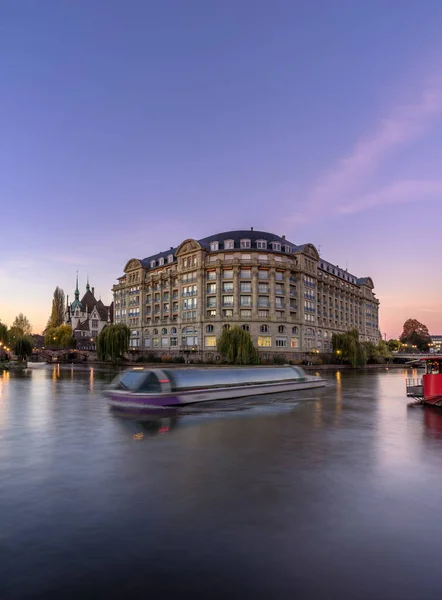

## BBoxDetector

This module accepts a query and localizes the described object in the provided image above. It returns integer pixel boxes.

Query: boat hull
[107,377,326,409]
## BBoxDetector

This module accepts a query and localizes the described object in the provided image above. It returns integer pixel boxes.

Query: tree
[44,324,75,349]
[399,319,431,352]
[13,336,34,361]
[11,313,32,336]
[46,287,65,330]
[96,324,130,362]
[217,326,260,365]
[387,339,401,352]
[0,321,8,345]
[363,339,391,364]
[332,328,367,368]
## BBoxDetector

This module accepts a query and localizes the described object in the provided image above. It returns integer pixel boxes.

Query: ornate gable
[303,244,320,260]
[175,239,202,256]
[124,258,142,272]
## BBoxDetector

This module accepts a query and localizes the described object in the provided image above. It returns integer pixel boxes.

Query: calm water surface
[1,365,441,599]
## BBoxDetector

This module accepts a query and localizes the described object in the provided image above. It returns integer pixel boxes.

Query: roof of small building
[96,299,109,321]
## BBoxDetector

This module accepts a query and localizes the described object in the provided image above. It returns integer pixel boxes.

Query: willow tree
[96,324,130,362]
[217,326,260,365]
[332,328,366,368]
[14,336,34,361]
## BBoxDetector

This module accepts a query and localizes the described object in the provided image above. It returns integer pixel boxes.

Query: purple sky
[1,0,442,338]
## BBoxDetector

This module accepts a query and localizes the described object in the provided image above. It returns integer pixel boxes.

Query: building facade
[65,276,113,347]
[112,230,380,358]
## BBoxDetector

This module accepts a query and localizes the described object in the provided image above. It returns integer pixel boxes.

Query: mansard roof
[123,230,373,289]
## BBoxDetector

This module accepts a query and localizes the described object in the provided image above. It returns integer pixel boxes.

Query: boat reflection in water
[110,406,179,438]
[105,365,326,410]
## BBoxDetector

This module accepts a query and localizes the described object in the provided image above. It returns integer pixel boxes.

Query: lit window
[205,336,217,347]
[240,239,251,249]
[224,239,234,249]
[210,241,219,251]
[258,336,271,347]
[291,337,298,348]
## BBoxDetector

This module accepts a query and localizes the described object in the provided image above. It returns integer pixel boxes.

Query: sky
[1,0,442,338]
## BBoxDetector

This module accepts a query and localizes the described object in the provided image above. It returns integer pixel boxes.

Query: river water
[1,365,441,599]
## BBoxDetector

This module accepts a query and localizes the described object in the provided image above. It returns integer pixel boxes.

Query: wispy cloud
[338,179,442,214]
[300,74,442,220]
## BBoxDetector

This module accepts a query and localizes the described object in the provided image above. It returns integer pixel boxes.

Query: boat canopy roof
[164,366,307,390]
[111,366,308,393]
[420,356,442,362]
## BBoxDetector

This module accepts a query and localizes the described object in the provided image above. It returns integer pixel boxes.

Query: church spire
[86,275,90,292]
[75,271,79,301]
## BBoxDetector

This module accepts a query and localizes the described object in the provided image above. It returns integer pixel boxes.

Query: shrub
[272,354,287,365]
[172,356,185,364]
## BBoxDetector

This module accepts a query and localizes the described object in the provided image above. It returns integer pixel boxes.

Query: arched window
[171,327,177,334]
[153,328,158,335]
[278,325,285,334]
[223,324,231,330]
[206,324,214,333]
[317,329,322,337]
[241,324,250,331]
[161,328,167,335]
[260,324,269,333]
[150,260,156,268]
[292,326,298,335]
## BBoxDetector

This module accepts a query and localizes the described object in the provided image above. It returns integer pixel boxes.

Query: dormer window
[240,239,251,249]
[224,239,234,250]
[283,245,291,253]
[271,242,281,251]
[159,257,164,266]
[256,240,267,250]
[210,241,219,251]
[150,260,156,269]
[168,254,173,263]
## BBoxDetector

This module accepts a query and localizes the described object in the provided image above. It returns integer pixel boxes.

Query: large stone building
[65,276,113,347]
[112,230,380,358]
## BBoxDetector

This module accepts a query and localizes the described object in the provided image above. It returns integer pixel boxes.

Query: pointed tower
[86,275,90,292]
[71,272,82,311]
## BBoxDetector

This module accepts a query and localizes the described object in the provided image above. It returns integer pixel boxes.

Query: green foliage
[217,326,260,365]
[272,354,287,365]
[46,287,65,330]
[387,339,401,352]
[332,328,367,368]
[14,336,34,361]
[400,318,431,351]
[0,322,8,345]
[44,325,75,349]
[96,324,130,362]
[11,313,32,336]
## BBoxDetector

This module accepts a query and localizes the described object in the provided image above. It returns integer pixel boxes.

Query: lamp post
[336,349,342,364]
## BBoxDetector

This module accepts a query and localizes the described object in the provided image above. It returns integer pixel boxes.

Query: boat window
[137,372,162,393]
[113,370,148,391]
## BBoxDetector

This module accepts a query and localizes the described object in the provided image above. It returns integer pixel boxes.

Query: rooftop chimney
[282,235,286,240]
[170,246,173,250]
[92,287,95,296]
[251,226,254,231]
